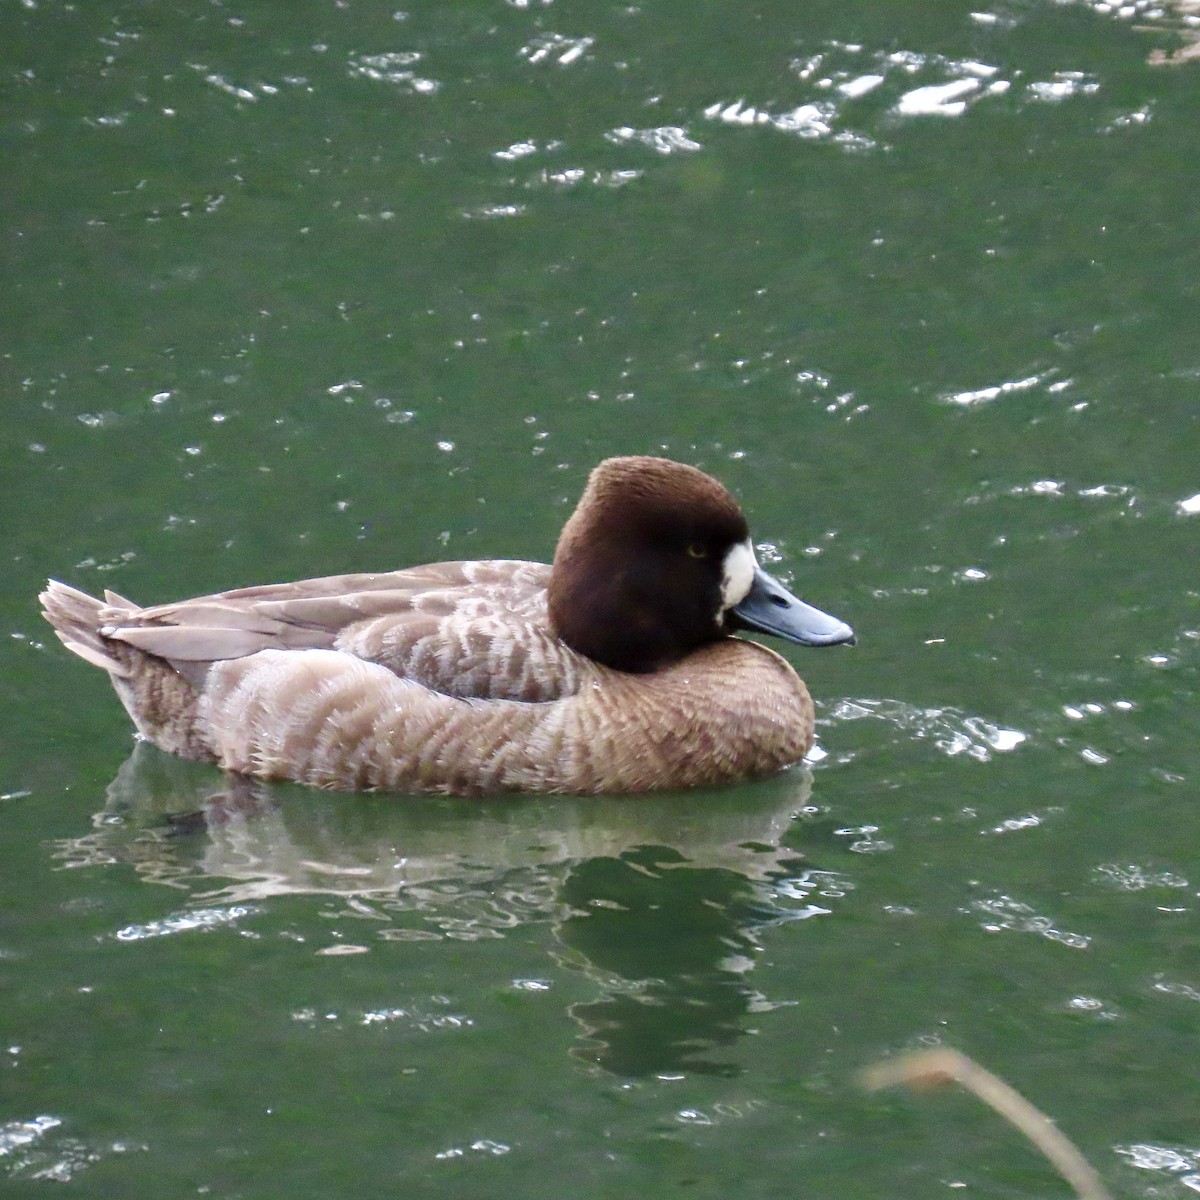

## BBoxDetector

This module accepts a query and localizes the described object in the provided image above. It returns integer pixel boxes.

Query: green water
[4,0,1199,1195]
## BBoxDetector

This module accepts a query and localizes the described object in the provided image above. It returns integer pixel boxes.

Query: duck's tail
[40,580,209,759]
[39,580,136,676]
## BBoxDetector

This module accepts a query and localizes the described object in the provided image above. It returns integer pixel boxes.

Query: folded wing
[97,560,583,701]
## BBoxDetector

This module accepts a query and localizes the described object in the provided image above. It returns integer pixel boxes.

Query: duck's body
[41,457,853,795]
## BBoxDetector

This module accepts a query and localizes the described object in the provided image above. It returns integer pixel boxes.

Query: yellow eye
[686,543,707,559]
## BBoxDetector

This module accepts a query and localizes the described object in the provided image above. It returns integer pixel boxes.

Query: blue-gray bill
[731,566,856,647]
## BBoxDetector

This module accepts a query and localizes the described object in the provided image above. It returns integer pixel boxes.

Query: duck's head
[548,455,855,673]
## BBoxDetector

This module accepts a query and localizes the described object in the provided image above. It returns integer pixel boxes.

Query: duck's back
[104,559,589,703]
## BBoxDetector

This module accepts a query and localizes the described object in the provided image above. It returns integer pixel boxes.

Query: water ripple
[1115,1141,1200,1178]
[701,99,868,147]
[519,33,594,67]
[970,894,1091,949]
[435,1138,511,1160]
[759,868,856,924]
[0,1116,61,1159]
[1152,977,1200,1003]
[114,904,258,941]
[493,135,647,193]
[674,1098,767,1127]
[943,372,1047,406]
[1002,476,1069,496]
[699,33,1113,154]
[827,698,1027,761]
[1027,72,1100,103]
[290,1002,473,1033]
[605,125,702,155]
[958,476,1145,507]
[461,203,526,220]
[190,63,313,103]
[985,807,1063,835]
[897,77,995,117]
[347,51,440,94]
[0,1116,144,1183]
[1093,863,1189,891]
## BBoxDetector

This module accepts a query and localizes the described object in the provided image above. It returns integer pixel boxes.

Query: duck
[40,455,854,795]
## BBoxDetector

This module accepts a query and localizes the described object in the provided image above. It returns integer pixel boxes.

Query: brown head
[548,456,854,673]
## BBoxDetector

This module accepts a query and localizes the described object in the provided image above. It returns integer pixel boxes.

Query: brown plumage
[40,456,853,795]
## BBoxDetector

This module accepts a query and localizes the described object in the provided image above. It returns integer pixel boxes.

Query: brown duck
[40,456,854,795]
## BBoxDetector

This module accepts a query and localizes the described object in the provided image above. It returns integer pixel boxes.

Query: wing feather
[97,559,563,698]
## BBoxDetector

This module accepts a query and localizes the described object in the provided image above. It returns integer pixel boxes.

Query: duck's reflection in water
[59,742,847,1076]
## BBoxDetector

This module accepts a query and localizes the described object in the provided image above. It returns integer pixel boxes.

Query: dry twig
[861,1047,1113,1200]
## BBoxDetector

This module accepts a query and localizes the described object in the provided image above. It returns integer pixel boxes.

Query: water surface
[4,1,1200,1196]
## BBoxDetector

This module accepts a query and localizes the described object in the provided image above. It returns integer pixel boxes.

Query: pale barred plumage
[201,641,812,794]
[40,457,853,795]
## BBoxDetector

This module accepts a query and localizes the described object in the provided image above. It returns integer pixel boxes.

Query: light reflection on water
[0,1114,145,1185]
[824,696,1028,761]
[1115,1142,1200,1195]
[969,892,1092,949]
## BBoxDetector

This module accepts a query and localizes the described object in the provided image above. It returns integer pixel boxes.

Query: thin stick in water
[861,1047,1113,1200]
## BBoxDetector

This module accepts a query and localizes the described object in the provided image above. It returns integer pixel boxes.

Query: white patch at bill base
[720,539,757,615]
